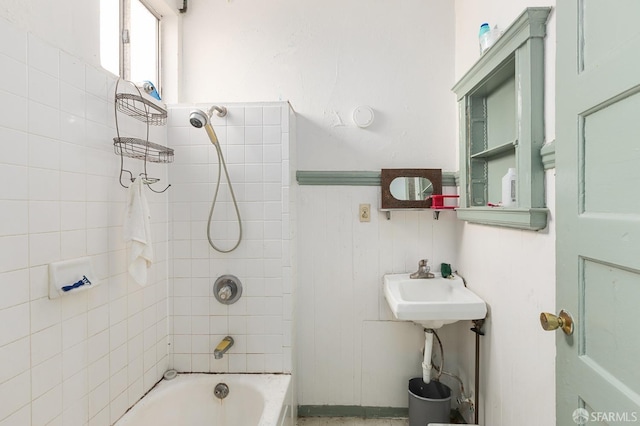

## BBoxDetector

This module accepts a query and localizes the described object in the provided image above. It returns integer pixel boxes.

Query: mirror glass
[389,177,433,201]
[380,168,442,209]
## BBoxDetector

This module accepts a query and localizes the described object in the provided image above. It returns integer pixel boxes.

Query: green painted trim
[442,171,457,187]
[454,7,550,228]
[296,171,459,187]
[452,7,552,98]
[296,171,380,186]
[540,140,556,170]
[456,207,548,230]
[297,405,408,418]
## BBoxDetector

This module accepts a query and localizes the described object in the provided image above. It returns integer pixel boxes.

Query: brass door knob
[540,310,574,336]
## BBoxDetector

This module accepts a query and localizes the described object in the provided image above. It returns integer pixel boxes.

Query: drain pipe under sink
[422,329,434,383]
[471,319,485,425]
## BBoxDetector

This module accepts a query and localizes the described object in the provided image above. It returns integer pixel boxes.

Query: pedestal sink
[383,273,487,329]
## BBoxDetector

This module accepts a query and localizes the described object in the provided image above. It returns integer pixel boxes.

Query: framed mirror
[381,168,442,209]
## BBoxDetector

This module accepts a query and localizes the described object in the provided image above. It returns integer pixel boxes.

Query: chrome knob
[218,285,233,301]
[540,309,574,336]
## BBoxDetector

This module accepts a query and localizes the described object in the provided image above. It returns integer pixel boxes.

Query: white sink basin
[383,273,487,329]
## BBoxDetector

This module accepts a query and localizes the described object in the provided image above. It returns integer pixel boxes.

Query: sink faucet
[410,259,435,279]
[214,336,234,359]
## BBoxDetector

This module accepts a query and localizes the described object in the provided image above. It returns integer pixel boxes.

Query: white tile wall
[0,17,169,426]
[167,103,296,374]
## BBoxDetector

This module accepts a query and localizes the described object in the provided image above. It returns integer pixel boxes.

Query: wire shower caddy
[113,78,173,192]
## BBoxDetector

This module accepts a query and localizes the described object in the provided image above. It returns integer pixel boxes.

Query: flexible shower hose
[207,141,242,253]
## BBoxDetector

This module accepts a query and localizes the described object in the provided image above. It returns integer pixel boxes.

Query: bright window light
[99,0,160,89]
[100,0,120,76]
[130,0,159,85]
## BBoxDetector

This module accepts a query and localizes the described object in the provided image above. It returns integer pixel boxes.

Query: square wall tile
[31,384,62,425]
[85,65,108,100]
[245,107,263,126]
[60,82,86,117]
[29,232,61,267]
[27,34,58,77]
[28,67,60,108]
[28,100,60,139]
[263,106,281,125]
[29,201,60,233]
[0,337,30,384]
[29,134,60,170]
[0,127,28,166]
[0,201,28,236]
[59,52,85,90]
[225,107,245,126]
[0,91,28,132]
[0,235,29,273]
[0,53,27,97]
[0,370,31,422]
[0,18,26,62]
[0,269,29,312]
[31,354,62,399]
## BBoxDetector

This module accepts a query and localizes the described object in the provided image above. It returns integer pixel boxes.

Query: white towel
[123,178,153,286]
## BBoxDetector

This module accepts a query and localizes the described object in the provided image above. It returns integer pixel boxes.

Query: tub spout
[214,336,234,359]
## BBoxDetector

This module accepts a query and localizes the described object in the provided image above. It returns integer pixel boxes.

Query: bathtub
[114,373,292,426]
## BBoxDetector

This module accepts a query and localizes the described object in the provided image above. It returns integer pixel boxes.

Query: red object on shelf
[428,194,460,209]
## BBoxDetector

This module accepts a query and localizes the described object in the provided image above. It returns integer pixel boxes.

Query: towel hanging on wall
[124,177,154,286]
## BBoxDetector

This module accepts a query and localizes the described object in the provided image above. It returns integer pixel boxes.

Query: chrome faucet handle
[410,259,434,279]
[218,285,233,301]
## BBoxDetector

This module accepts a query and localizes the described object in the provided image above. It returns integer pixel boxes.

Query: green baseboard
[297,406,467,423]
[297,405,408,418]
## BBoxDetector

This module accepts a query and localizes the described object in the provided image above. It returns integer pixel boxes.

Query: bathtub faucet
[214,336,234,359]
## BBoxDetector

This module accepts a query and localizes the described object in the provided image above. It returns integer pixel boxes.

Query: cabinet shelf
[470,140,517,159]
[456,207,548,231]
[453,7,551,231]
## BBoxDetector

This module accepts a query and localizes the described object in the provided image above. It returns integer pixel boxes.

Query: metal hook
[139,173,171,193]
[119,167,134,189]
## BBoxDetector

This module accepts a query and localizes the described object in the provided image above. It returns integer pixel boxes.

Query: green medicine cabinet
[453,7,551,231]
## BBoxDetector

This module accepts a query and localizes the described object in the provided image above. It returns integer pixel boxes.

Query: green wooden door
[556,1,640,424]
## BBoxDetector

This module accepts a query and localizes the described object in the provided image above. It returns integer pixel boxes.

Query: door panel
[557,1,640,424]
[581,0,640,72]
[582,92,640,214]
[582,258,640,393]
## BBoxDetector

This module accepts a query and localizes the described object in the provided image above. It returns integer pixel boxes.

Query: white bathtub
[114,373,292,426]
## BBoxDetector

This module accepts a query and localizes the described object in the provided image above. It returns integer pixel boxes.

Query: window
[100,0,161,89]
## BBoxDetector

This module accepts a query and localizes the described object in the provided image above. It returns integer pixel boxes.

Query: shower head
[189,109,209,128]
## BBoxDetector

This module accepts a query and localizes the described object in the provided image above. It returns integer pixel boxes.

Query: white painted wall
[180,0,457,172]
[453,2,556,425]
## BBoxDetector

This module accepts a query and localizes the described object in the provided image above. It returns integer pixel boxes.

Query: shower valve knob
[218,285,233,300]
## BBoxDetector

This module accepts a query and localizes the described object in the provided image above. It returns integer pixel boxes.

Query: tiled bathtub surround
[0,18,170,426]
[167,103,296,374]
